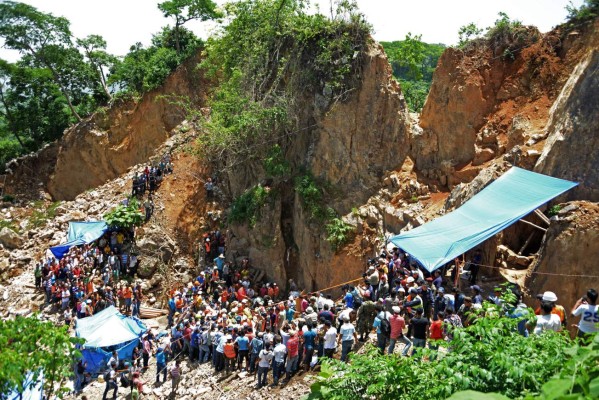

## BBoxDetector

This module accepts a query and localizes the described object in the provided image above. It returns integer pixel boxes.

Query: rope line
[469,262,599,279]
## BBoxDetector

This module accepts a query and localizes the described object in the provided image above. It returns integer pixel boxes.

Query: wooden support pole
[534,209,551,225]
[518,218,547,232]
[518,231,536,255]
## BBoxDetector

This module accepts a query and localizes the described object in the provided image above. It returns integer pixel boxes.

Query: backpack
[120,373,130,388]
[380,313,391,337]
[352,292,363,309]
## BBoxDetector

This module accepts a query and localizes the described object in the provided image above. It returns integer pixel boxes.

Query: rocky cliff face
[526,202,599,314]
[534,50,599,202]
[226,43,412,291]
[6,54,207,201]
[414,21,599,190]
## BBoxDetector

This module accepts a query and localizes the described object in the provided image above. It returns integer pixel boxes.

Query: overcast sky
[0,0,584,62]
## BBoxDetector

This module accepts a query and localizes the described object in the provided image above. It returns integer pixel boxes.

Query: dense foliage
[0,1,212,172]
[196,0,365,250]
[0,315,84,399]
[104,198,144,229]
[308,293,577,400]
[228,184,275,227]
[197,0,371,168]
[380,36,445,112]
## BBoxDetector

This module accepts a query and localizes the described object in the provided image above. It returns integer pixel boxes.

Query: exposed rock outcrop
[227,43,412,291]
[526,201,599,313]
[40,54,207,201]
[534,50,599,202]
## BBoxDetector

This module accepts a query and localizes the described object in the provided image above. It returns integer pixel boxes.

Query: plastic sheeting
[389,167,577,273]
[49,221,108,259]
[75,306,146,374]
[7,371,44,400]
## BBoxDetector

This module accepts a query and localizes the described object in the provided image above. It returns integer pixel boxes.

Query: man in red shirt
[388,306,412,356]
[285,331,300,381]
[429,313,444,354]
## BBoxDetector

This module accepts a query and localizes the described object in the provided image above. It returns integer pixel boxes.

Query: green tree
[458,22,483,47]
[157,0,220,54]
[0,315,84,399]
[0,59,70,153]
[0,1,84,121]
[76,34,118,101]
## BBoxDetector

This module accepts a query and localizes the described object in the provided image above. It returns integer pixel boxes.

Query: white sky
[0,0,584,62]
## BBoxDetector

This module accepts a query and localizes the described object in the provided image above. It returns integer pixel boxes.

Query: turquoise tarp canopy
[389,167,577,273]
[49,221,108,259]
[75,306,146,374]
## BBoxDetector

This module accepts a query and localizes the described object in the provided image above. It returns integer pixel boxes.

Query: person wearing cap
[470,285,484,305]
[530,300,562,335]
[571,288,599,339]
[403,288,423,338]
[337,314,358,362]
[214,253,225,275]
[223,336,236,373]
[535,291,567,327]
[388,306,412,356]
[155,346,167,384]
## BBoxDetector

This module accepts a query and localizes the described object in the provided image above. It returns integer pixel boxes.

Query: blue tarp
[49,221,108,259]
[389,167,578,273]
[75,306,146,374]
[6,371,44,400]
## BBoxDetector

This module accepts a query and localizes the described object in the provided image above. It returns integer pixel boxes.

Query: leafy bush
[485,12,539,59]
[263,144,291,177]
[197,0,371,169]
[458,23,484,48]
[294,173,332,222]
[565,0,599,27]
[228,184,274,227]
[0,315,84,399]
[308,295,573,400]
[547,205,561,217]
[325,217,355,250]
[104,198,144,229]
[398,79,430,112]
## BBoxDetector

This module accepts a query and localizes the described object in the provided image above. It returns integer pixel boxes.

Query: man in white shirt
[337,315,358,362]
[257,345,273,389]
[323,320,338,358]
[572,288,599,339]
[272,336,287,386]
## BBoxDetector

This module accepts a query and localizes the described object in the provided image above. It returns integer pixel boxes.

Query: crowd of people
[32,154,599,399]
[92,236,599,400]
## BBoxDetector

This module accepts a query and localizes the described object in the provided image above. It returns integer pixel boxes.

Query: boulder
[0,227,24,249]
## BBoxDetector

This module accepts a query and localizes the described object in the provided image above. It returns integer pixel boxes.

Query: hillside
[1,1,599,399]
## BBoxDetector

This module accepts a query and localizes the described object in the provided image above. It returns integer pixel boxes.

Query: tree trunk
[28,45,82,122]
[175,19,181,55]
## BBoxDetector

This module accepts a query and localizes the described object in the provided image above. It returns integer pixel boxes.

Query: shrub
[547,205,561,217]
[308,292,573,400]
[325,217,355,250]
[228,184,274,227]
[104,198,144,229]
